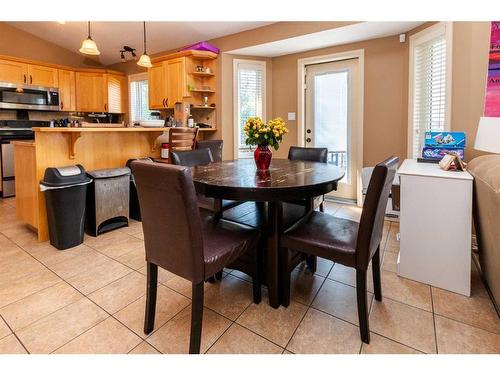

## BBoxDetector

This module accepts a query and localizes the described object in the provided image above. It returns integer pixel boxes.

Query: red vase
[254,144,272,170]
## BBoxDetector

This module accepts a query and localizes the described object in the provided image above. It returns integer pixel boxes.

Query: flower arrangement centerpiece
[243,117,288,170]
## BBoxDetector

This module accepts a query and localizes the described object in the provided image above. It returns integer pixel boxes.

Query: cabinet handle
[23,74,26,83]
[162,98,165,107]
[61,101,64,110]
[104,103,107,112]
[166,98,169,108]
[29,75,32,84]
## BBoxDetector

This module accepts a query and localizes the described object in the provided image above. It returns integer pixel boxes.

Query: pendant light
[137,21,152,68]
[79,21,100,55]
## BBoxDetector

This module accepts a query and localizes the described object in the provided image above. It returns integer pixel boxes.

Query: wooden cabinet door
[57,70,76,111]
[0,59,29,84]
[107,73,127,113]
[75,72,107,112]
[28,64,58,87]
[148,62,167,109]
[166,57,186,107]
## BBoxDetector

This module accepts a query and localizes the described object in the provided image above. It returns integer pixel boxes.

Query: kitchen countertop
[32,127,166,132]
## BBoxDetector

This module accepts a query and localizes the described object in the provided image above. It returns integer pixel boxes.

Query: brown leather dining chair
[279,156,398,343]
[196,139,223,162]
[171,147,243,221]
[131,161,262,353]
[287,146,329,212]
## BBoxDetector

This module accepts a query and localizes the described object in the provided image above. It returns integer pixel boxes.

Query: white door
[305,59,360,201]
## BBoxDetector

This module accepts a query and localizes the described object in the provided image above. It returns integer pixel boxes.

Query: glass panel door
[305,59,359,200]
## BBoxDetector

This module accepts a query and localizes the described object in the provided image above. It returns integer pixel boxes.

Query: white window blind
[234,60,265,158]
[410,25,450,159]
[129,76,152,123]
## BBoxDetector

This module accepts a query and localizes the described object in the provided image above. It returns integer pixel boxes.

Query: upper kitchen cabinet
[107,73,127,114]
[0,59,29,84]
[28,65,58,87]
[58,69,76,112]
[166,57,187,105]
[75,72,107,112]
[148,62,167,109]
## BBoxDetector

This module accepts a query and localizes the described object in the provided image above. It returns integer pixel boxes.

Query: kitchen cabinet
[148,57,188,109]
[148,62,167,109]
[58,69,76,111]
[75,72,107,112]
[107,73,127,113]
[166,57,187,105]
[0,59,29,84]
[28,65,58,87]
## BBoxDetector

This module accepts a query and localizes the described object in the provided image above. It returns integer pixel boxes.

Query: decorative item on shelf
[137,21,152,68]
[79,21,100,55]
[203,96,209,107]
[205,67,212,74]
[179,41,220,54]
[195,65,205,72]
[418,131,466,163]
[187,115,195,128]
[244,117,288,170]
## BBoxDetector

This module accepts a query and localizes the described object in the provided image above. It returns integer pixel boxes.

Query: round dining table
[192,158,345,308]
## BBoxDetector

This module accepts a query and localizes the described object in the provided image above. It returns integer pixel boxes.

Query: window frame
[128,72,150,124]
[233,59,267,159]
[407,22,453,159]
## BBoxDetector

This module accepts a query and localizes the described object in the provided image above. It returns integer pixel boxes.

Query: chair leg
[306,255,317,273]
[252,247,262,304]
[214,199,223,220]
[206,276,216,283]
[279,247,291,307]
[319,202,325,212]
[215,270,223,281]
[144,262,158,335]
[189,282,204,354]
[356,269,370,344]
[372,246,382,301]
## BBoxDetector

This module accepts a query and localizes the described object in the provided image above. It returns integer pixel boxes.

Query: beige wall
[0,23,103,69]
[450,22,491,160]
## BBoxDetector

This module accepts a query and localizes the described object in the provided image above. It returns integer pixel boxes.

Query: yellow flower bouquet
[243,117,288,150]
[243,117,288,170]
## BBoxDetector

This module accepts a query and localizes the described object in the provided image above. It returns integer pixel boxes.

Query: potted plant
[243,117,288,170]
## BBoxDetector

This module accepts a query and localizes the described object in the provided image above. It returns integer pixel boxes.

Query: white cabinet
[397,159,473,296]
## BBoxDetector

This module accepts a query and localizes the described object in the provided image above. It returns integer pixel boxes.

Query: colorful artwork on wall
[485,21,500,117]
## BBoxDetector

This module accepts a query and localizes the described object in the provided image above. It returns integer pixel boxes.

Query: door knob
[306,129,311,134]
[306,138,311,143]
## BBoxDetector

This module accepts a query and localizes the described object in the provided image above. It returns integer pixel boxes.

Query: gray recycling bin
[40,165,92,250]
[85,167,131,236]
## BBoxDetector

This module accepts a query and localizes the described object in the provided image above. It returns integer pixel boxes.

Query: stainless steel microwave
[0,82,59,111]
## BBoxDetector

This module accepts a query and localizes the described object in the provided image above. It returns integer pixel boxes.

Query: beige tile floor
[0,197,499,354]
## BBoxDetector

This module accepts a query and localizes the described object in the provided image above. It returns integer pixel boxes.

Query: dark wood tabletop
[191,158,345,308]
[192,158,345,202]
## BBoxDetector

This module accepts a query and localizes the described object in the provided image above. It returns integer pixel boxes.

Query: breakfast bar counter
[13,127,166,242]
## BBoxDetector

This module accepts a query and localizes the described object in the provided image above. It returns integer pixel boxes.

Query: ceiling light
[137,21,152,68]
[57,21,66,25]
[120,51,126,62]
[79,21,100,56]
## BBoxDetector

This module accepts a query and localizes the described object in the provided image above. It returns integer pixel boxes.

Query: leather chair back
[356,156,399,269]
[196,140,223,162]
[171,148,214,167]
[131,161,205,283]
[288,146,328,163]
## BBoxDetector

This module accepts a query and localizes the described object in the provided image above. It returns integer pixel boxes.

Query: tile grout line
[430,286,439,354]
[0,314,30,354]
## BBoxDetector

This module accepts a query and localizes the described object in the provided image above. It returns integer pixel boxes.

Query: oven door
[0,82,59,111]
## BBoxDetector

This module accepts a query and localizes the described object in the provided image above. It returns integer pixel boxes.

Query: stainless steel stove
[0,120,49,197]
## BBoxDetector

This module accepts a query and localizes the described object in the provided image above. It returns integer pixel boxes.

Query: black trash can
[40,165,92,250]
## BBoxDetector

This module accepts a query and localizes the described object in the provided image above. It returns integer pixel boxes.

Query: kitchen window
[129,73,153,123]
[233,59,266,159]
[408,22,453,159]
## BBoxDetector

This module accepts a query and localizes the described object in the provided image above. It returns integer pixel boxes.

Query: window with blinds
[234,60,266,158]
[409,23,451,159]
[129,76,152,123]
